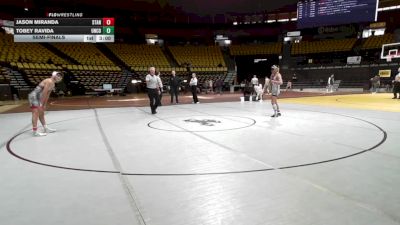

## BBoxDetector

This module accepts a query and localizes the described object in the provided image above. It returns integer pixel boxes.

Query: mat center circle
[148,115,256,132]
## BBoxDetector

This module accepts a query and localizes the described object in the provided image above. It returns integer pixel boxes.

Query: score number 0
[103,18,115,26]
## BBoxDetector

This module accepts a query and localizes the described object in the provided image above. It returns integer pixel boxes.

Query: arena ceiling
[165,0,299,14]
[1,0,399,17]
[5,0,299,15]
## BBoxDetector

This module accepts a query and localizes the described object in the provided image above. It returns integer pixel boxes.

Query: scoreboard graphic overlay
[14,18,115,43]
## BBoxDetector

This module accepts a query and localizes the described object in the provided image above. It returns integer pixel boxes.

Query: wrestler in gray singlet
[28,85,45,108]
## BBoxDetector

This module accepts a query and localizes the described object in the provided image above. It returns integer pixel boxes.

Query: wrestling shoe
[33,131,47,137]
[44,126,56,133]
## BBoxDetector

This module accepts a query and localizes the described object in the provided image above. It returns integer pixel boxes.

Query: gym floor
[0,92,399,225]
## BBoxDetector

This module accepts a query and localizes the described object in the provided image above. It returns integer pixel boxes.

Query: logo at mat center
[183,118,222,126]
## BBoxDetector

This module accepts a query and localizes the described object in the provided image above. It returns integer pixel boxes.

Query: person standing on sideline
[251,75,259,96]
[285,80,293,92]
[28,71,63,136]
[156,71,163,106]
[215,77,223,95]
[255,83,263,101]
[189,73,199,103]
[327,74,335,93]
[251,75,259,86]
[264,76,271,95]
[146,67,163,114]
[208,79,213,94]
[370,75,380,94]
[393,67,400,99]
[292,73,298,82]
[270,65,283,117]
[169,70,180,104]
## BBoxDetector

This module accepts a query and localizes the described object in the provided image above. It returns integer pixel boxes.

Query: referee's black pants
[191,85,198,103]
[170,87,179,103]
[147,88,160,113]
[158,88,163,106]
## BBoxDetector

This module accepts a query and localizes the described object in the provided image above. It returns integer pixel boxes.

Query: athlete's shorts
[271,85,280,96]
[28,92,41,109]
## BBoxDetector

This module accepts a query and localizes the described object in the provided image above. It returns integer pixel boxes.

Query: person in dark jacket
[169,70,181,104]
[215,78,223,95]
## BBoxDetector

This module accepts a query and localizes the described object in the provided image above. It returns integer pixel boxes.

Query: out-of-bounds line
[6,104,387,177]
[1,123,31,151]
[5,103,144,173]
[6,131,120,173]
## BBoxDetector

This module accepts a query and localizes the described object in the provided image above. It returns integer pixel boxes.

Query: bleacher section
[106,44,189,79]
[0,33,124,91]
[230,43,282,56]
[1,65,30,92]
[64,64,122,90]
[131,67,186,89]
[53,43,115,65]
[10,62,122,90]
[107,44,170,68]
[191,67,227,73]
[63,64,120,72]
[129,66,187,77]
[361,34,395,50]
[50,44,123,90]
[132,66,188,77]
[157,66,187,75]
[196,74,226,86]
[169,46,227,72]
[11,62,62,85]
[70,71,122,90]
[1,32,396,94]
[291,38,357,55]
[0,66,10,84]
[0,33,67,64]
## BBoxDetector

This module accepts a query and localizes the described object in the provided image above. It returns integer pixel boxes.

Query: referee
[146,67,163,114]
